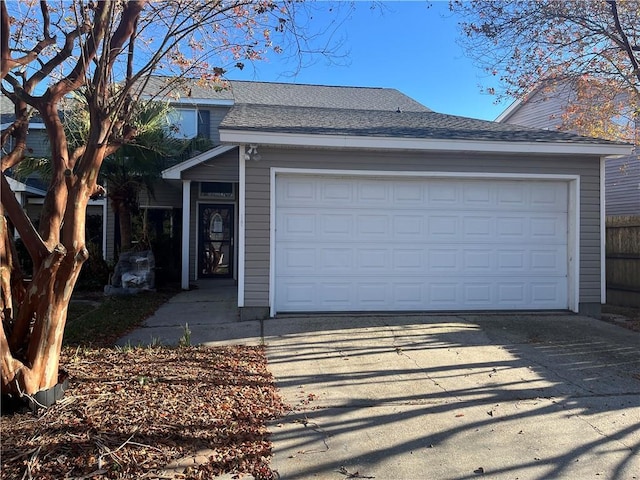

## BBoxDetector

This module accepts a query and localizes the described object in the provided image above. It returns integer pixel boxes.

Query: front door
[198,204,234,278]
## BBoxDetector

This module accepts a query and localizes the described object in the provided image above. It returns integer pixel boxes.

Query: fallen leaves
[338,466,375,478]
[1,345,287,480]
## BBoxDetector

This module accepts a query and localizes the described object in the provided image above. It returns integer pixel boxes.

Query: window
[167,108,198,139]
[200,182,234,199]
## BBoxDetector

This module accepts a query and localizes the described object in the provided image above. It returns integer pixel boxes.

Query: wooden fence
[606,216,640,307]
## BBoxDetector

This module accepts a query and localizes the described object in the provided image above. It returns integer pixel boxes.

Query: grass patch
[64,290,177,348]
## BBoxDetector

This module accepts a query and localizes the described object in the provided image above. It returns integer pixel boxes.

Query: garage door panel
[275,175,569,312]
[393,249,426,271]
[394,183,424,202]
[530,216,566,240]
[530,183,567,209]
[320,248,354,271]
[279,178,316,204]
[280,213,316,236]
[463,216,493,237]
[320,214,353,236]
[463,249,492,270]
[320,283,353,307]
[321,181,353,202]
[429,249,459,271]
[463,183,492,205]
[428,216,459,237]
[356,214,391,237]
[359,181,390,202]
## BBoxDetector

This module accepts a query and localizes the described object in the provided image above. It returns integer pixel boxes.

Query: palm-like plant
[100,101,187,253]
[64,96,195,253]
[14,95,208,254]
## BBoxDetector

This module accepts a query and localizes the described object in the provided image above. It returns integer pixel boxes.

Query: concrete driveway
[263,313,640,480]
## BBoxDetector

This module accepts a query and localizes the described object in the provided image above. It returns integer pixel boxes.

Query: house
[2,78,633,316]
[496,83,640,217]
[142,77,631,319]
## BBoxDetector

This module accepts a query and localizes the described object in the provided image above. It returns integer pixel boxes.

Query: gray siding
[207,106,231,145]
[25,129,51,158]
[501,88,567,129]
[244,147,602,309]
[139,180,182,207]
[605,155,640,216]
[183,148,239,181]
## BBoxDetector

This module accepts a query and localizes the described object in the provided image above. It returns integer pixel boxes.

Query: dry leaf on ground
[1,345,287,480]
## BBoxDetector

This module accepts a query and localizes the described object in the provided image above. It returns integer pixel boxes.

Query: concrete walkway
[117,284,640,479]
[116,279,262,348]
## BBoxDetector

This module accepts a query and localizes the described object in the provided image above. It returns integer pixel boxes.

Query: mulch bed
[1,346,287,480]
[601,305,640,332]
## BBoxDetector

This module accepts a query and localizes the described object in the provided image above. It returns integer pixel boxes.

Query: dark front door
[198,204,234,278]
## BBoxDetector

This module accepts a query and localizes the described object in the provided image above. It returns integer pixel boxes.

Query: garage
[273,172,571,313]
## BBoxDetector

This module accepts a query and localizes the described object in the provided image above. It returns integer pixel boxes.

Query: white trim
[272,167,580,181]
[102,199,108,261]
[171,98,234,107]
[6,177,46,196]
[181,180,191,290]
[220,130,633,157]
[269,168,581,316]
[238,146,246,307]
[568,179,580,313]
[0,122,46,130]
[495,98,523,122]
[28,197,105,206]
[600,158,607,305]
[139,94,234,107]
[162,145,236,180]
[269,168,277,318]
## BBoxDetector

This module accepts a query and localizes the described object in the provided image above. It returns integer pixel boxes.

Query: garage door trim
[269,168,580,317]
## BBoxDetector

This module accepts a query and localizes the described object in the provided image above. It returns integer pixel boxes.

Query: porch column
[181,180,191,290]
[238,146,245,307]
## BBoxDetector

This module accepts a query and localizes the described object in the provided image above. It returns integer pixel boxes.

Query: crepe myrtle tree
[0,0,346,401]
[451,0,640,143]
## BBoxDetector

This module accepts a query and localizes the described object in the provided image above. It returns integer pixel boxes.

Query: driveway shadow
[264,313,640,480]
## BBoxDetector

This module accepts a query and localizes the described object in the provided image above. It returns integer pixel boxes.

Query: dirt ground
[601,304,640,332]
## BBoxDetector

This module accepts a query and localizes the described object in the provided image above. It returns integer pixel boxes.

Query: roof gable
[141,76,430,112]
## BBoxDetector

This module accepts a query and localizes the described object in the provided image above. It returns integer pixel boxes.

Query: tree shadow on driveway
[264,313,640,480]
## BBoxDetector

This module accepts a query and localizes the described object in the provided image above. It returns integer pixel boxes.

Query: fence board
[606,216,640,307]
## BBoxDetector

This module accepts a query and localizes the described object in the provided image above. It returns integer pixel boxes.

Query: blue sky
[231,1,512,121]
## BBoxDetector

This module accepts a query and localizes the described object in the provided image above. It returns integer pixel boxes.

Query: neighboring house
[141,77,631,319]
[1,96,108,257]
[496,84,640,217]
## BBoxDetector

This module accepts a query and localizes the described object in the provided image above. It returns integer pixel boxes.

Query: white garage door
[274,174,569,312]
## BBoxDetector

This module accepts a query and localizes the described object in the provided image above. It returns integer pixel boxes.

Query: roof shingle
[220,103,626,145]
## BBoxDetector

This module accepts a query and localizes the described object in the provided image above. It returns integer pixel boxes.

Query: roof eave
[219,129,633,157]
[161,145,236,180]
[6,176,47,196]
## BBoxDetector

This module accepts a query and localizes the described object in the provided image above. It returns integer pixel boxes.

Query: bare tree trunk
[1,166,92,398]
